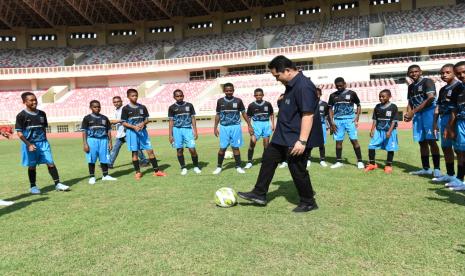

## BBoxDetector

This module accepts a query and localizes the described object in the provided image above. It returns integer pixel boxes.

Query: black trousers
[252,143,316,204]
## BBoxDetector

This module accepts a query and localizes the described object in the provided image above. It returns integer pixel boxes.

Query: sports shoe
[0,199,14,206]
[384,166,393,174]
[88,177,96,185]
[212,167,222,175]
[153,171,167,177]
[364,164,378,172]
[278,162,288,168]
[306,160,311,167]
[432,175,452,183]
[292,202,318,213]
[433,169,442,178]
[193,167,202,174]
[320,161,328,167]
[330,162,343,169]
[102,175,117,181]
[55,183,70,191]
[357,162,365,169]
[236,167,246,174]
[409,169,433,175]
[30,186,41,195]
[135,172,142,180]
[244,162,253,169]
[445,178,464,188]
[449,184,465,191]
[181,168,188,175]
[237,191,267,205]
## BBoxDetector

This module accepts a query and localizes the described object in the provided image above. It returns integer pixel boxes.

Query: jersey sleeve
[190,103,196,116]
[352,91,361,106]
[120,106,129,122]
[143,105,149,119]
[391,105,399,123]
[372,106,377,120]
[215,99,221,114]
[268,102,274,115]
[167,105,174,118]
[296,85,317,113]
[238,99,245,112]
[424,79,436,94]
[105,115,112,131]
[324,103,329,116]
[246,103,253,117]
[327,94,334,107]
[80,116,89,131]
[14,112,25,132]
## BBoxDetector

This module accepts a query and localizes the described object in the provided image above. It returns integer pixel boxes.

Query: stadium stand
[0,90,46,120]
[319,16,370,42]
[80,44,133,65]
[119,40,174,62]
[274,21,321,46]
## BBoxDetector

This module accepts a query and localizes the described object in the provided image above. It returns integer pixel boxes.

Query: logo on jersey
[447,90,452,97]
[233,103,237,108]
[102,119,106,125]
[264,106,268,112]
[345,95,350,100]
[139,109,144,115]
[285,99,290,105]
[40,116,45,123]
[418,85,423,92]
[386,111,392,117]
[186,106,190,112]
[319,106,324,111]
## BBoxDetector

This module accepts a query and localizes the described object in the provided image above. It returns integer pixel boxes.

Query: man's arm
[406,93,435,119]
[290,112,313,156]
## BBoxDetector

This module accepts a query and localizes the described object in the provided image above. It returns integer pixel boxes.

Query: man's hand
[133,125,142,132]
[330,124,337,135]
[214,127,219,137]
[83,144,89,153]
[386,131,392,139]
[290,141,306,156]
[404,111,414,122]
[169,135,174,144]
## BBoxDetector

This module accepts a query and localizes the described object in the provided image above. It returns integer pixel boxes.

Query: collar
[254,100,264,106]
[380,102,391,109]
[286,71,303,88]
[90,113,101,118]
[223,96,235,102]
[24,109,39,116]
[128,103,139,108]
[445,80,460,89]
[175,101,186,106]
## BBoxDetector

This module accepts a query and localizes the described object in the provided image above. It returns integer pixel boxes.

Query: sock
[191,155,199,167]
[88,163,96,177]
[319,146,325,161]
[421,155,430,170]
[217,153,225,168]
[234,154,241,168]
[386,151,394,166]
[47,166,60,185]
[369,149,376,165]
[432,154,440,170]
[101,163,109,177]
[354,146,362,162]
[132,160,140,173]
[28,168,36,188]
[177,154,186,169]
[247,148,254,163]
[336,147,342,162]
[457,164,465,181]
[149,158,159,172]
[446,162,455,176]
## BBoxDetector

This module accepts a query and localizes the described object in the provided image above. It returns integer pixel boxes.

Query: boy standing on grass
[15,92,70,194]
[168,89,201,175]
[0,128,14,206]
[81,100,117,184]
[365,89,399,174]
[121,89,166,180]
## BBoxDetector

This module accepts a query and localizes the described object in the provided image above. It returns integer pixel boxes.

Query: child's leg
[335,141,343,163]
[443,147,455,176]
[386,151,394,167]
[319,145,325,161]
[350,139,363,163]
[131,151,140,173]
[28,166,37,188]
[88,163,96,178]
[47,164,60,185]
[457,152,465,181]
[428,140,440,170]
[177,148,186,169]
[217,148,226,168]
[145,149,160,172]
[100,163,109,176]
[368,149,376,165]
[419,141,430,170]
[248,136,257,163]
[232,147,241,168]
[188,148,199,168]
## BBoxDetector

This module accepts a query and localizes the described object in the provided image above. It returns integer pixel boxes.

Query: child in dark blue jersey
[213,83,254,174]
[81,100,117,184]
[15,92,70,194]
[245,88,275,169]
[365,89,398,174]
[168,89,201,175]
[308,88,330,167]
[121,89,166,180]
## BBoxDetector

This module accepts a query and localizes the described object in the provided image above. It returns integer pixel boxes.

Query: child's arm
[191,116,198,140]
[241,111,254,136]
[270,113,275,131]
[369,121,376,138]
[82,131,89,153]
[214,114,220,137]
[433,105,439,137]
[17,131,36,151]
[168,118,174,144]
[107,130,112,151]
[386,106,398,139]
[446,111,457,139]
[328,108,337,134]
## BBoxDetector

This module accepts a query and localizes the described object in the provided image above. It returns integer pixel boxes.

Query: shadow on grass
[456,244,465,254]
[268,180,300,205]
[185,161,209,170]
[392,160,431,178]
[0,197,48,218]
[426,187,465,206]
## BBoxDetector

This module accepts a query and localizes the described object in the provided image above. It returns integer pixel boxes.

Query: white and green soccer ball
[224,150,233,159]
[215,187,238,208]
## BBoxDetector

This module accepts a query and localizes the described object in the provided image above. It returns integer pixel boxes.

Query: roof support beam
[64,0,95,25]
[107,0,136,22]
[22,0,57,26]
[150,0,173,18]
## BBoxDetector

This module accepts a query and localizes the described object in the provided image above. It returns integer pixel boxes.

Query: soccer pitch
[0,130,464,274]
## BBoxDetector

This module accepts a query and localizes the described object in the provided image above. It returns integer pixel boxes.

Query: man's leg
[287,149,317,210]
[251,143,284,197]
[109,137,124,167]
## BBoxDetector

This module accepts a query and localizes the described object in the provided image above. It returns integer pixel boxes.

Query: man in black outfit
[238,55,323,213]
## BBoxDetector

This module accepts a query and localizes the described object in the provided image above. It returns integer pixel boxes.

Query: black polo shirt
[272,72,323,148]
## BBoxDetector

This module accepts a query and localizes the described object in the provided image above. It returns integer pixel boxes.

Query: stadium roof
[0,0,325,29]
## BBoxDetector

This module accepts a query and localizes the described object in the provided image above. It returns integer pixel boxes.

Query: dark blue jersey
[318,100,329,124]
[15,109,48,143]
[168,102,196,128]
[216,97,245,126]
[438,80,462,116]
[328,90,361,119]
[372,102,398,131]
[407,77,436,110]
[246,101,274,122]
[121,103,149,127]
[450,82,465,120]
[81,113,111,138]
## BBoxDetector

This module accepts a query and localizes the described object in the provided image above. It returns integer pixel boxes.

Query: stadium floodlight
[0,37,3,42]
[12,37,16,41]
[93,33,97,38]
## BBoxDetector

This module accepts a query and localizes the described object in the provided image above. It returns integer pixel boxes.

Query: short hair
[441,63,455,70]
[89,100,100,107]
[454,61,465,68]
[316,87,322,93]
[21,92,35,102]
[268,55,297,73]
[254,88,264,94]
[112,96,122,101]
[223,83,234,90]
[334,77,345,84]
[127,88,138,96]
[380,89,391,97]
[173,89,183,96]
[407,64,421,72]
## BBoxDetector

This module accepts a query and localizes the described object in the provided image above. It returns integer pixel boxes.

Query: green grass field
[1,130,464,274]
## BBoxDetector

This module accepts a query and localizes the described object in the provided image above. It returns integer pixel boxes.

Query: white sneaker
[330,162,343,169]
[357,162,365,169]
[432,175,452,182]
[212,167,222,175]
[30,186,41,194]
[320,161,328,167]
[181,168,188,175]
[88,177,96,185]
[193,167,202,174]
[236,167,246,174]
[445,177,463,188]
[306,160,311,167]
[433,169,442,178]
[55,183,70,191]
[0,199,14,206]
[409,169,433,175]
[102,175,117,181]
[279,162,288,168]
[244,162,253,169]
[449,184,465,191]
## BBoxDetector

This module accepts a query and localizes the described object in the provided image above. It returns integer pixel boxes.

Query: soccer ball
[214,187,238,208]
[224,150,233,159]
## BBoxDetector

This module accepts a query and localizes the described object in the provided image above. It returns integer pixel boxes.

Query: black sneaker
[292,202,318,213]
[237,191,267,206]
